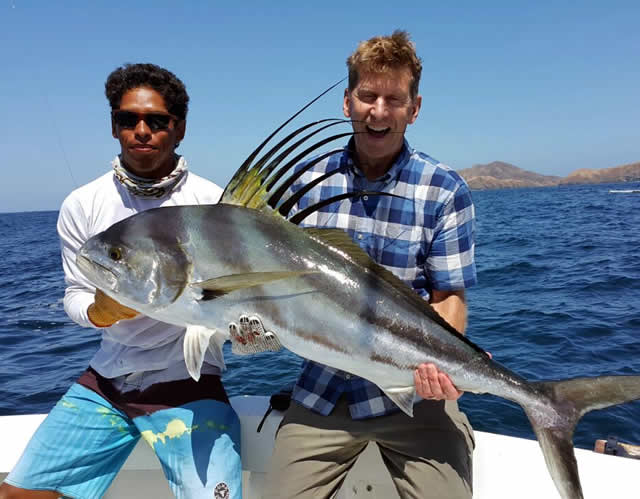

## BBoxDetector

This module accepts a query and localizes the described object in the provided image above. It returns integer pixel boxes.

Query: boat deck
[2,396,639,498]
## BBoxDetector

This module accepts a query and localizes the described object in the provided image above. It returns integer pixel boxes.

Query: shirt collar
[345,137,412,184]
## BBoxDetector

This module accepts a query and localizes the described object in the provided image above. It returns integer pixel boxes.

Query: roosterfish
[76,82,640,499]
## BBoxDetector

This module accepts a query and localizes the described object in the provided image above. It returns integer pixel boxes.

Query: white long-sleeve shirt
[57,165,225,379]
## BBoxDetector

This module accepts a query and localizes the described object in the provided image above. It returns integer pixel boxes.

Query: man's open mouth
[366,125,391,138]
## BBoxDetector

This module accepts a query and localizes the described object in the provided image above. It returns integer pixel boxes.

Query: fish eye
[108,247,122,261]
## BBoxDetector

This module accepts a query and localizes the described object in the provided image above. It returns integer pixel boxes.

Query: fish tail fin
[524,409,583,499]
[524,375,640,499]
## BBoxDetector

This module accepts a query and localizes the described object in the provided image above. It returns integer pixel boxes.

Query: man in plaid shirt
[261,31,477,498]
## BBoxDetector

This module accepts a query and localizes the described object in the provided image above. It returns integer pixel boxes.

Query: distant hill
[457,160,640,190]
[457,161,560,190]
[559,161,640,185]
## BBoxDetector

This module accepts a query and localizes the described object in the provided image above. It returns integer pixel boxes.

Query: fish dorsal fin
[289,191,406,225]
[218,81,404,223]
[303,228,487,355]
[224,120,350,212]
[191,270,318,300]
[183,325,218,381]
[304,228,381,267]
[219,78,353,214]
[220,77,345,206]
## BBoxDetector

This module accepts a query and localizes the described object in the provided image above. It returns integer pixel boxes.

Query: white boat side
[2,395,639,498]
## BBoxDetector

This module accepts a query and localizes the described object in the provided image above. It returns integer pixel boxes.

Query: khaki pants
[262,397,474,499]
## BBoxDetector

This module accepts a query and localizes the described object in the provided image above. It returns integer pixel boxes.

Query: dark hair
[105,63,189,120]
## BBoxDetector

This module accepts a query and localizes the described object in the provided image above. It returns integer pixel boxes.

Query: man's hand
[413,363,463,401]
[88,289,139,327]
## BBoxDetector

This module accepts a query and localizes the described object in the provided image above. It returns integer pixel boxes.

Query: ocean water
[1,183,639,450]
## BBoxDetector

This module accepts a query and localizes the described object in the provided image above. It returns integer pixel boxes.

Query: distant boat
[609,189,640,193]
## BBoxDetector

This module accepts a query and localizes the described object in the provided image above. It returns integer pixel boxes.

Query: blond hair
[346,30,422,99]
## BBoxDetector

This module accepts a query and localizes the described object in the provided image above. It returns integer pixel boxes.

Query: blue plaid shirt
[286,138,477,419]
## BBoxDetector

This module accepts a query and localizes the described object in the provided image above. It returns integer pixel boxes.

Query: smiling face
[112,86,186,179]
[343,68,421,179]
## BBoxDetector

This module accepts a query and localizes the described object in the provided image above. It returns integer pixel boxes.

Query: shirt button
[363,195,369,201]
[345,373,352,379]
[357,234,363,240]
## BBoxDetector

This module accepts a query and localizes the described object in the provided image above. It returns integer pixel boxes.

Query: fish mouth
[76,254,118,290]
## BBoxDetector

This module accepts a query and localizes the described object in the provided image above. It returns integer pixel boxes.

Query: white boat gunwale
[1,395,639,498]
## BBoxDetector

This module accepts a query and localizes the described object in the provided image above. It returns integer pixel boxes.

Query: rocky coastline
[457,161,640,190]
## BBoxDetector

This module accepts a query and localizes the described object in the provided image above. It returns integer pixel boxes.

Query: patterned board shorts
[5,368,242,499]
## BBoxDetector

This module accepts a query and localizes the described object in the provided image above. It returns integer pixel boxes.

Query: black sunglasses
[112,110,179,132]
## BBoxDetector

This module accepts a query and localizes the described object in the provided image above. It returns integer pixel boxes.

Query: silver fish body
[76,83,640,498]
[78,202,640,499]
[78,204,486,399]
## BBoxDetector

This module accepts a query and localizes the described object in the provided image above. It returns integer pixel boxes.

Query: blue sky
[1,1,638,213]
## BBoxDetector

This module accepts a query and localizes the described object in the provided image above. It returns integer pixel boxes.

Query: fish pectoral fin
[192,270,318,301]
[381,386,416,417]
[206,329,228,372]
[184,325,218,381]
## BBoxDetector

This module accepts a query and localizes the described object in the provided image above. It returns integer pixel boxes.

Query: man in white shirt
[0,63,241,499]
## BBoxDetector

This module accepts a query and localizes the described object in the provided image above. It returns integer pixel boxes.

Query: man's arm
[57,194,138,328]
[414,289,467,400]
[430,289,467,335]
